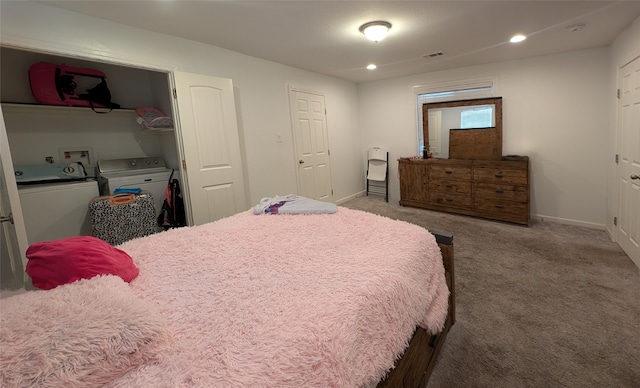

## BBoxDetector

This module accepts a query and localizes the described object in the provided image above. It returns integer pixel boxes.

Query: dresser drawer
[429,165,472,180]
[430,180,472,195]
[474,167,527,185]
[429,192,472,208]
[475,183,528,202]
[399,161,429,203]
[475,198,528,215]
[399,156,530,225]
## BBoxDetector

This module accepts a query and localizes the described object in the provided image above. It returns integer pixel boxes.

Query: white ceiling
[43,1,640,83]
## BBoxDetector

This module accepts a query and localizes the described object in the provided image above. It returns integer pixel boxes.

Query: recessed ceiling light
[366,64,377,70]
[510,34,526,43]
[359,21,392,42]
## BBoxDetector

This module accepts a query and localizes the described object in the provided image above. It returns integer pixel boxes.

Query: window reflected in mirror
[461,105,494,129]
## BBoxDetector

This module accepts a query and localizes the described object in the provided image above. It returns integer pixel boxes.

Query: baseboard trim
[336,191,365,205]
[604,224,615,241]
[338,197,607,231]
[532,214,604,230]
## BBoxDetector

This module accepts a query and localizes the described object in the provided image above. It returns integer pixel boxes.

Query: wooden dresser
[399,156,529,225]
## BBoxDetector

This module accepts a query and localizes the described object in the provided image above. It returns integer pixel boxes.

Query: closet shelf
[1,102,136,115]
[1,102,175,132]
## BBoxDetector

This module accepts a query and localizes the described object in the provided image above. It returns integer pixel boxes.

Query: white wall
[358,48,610,228]
[0,1,363,207]
[607,16,640,237]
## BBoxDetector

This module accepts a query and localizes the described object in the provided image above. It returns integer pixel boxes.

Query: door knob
[299,160,304,164]
[632,174,639,180]
[0,213,14,224]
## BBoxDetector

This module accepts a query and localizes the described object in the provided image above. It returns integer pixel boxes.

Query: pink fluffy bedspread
[110,207,449,387]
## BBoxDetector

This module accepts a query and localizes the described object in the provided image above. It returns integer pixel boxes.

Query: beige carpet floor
[341,195,640,388]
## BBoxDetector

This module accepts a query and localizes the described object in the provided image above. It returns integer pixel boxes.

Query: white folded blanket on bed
[252,194,337,215]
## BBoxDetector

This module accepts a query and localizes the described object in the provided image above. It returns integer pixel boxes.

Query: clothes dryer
[96,157,173,219]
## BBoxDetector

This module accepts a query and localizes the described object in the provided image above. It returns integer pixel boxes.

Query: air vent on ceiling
[567,23,586,32]
[423,51,445,58]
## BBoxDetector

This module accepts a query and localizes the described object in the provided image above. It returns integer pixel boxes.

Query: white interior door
[173,72,247,226]
[0,109,29,290]
[427,110,442,158]
[616,54,640,268]
[289,88,334,202]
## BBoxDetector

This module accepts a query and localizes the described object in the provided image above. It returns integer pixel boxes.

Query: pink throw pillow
[26,236,139,290]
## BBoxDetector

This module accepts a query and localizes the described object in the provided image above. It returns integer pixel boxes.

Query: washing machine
[18,179,100,245]
[96,157,174,218]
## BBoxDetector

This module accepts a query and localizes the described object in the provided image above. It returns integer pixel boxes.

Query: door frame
[287,86,335,201]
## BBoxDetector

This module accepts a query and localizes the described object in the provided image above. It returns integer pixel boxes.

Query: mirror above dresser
[401,96,529,225]
[423,97,502,160]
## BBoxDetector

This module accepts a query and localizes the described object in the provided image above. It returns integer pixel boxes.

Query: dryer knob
[130,160,137,166]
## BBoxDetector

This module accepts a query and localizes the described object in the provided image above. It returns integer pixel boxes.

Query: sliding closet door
[173,72,247,226]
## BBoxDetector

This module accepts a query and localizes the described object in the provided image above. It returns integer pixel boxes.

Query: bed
[1,204,455,388]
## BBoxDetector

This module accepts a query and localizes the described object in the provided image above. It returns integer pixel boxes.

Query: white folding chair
[366,147,389,202]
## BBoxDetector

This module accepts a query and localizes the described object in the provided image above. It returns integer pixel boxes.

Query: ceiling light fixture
[510,34,526,43]
[359,21,392,42]
[366,64,377,70]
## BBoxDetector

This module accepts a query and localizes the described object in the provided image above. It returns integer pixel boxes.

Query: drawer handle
[445,170,453,174]
[495,173,503,178]
[495,189,504,193]
[495,204,504,209]
[446,184,453,188]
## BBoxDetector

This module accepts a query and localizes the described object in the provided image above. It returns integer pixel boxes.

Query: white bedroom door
[427,110,442,158]
[0,109,29,290]
[289,88,334,203]
[616,54,640,268]
[173,72,247,226]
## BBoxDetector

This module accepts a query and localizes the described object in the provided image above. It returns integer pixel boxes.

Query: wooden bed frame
[378,231,455,388]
